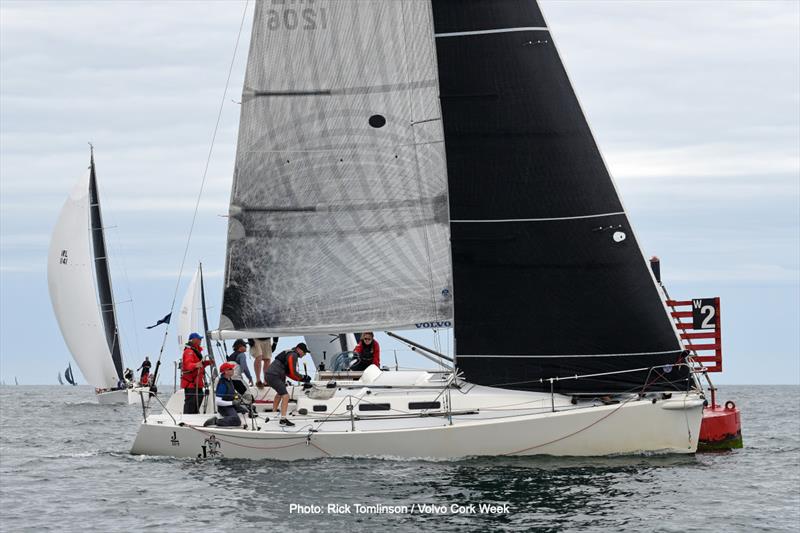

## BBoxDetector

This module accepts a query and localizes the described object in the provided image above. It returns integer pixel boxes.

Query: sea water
[0,385,798,532]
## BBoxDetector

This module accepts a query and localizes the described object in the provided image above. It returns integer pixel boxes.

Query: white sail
[219,0,452,335]
[48,172,119,389]
[177,267,203,347]
[304,333,356,370]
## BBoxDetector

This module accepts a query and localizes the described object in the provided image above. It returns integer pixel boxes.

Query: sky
[0,0,798,386]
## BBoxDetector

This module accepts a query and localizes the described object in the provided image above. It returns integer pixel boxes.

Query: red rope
[308,440,331,457]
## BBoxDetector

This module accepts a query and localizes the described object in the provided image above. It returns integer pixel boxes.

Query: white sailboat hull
[96,387,150,405]
[96,389,128,405]
[131,388,703,460]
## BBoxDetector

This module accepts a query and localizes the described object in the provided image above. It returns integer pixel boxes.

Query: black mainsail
[432,0,687,393]
[88,150,124,382]
[65,364,77,386]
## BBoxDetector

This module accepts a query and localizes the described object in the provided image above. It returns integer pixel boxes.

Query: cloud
[606,143,800,181]
[1,1,798,386]
[122,267,224,281]
[665,263,799,283]
[0,263,43,274]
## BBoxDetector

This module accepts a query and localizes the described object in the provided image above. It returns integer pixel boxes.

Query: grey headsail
[221,0,452,335]
[432,0,688,393]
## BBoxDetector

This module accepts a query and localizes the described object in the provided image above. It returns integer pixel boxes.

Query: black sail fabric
[432,0,688,393]
[88,156,124,382]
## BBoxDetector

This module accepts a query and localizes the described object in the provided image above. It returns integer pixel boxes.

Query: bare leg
[272,392,280,412]
[262,358,271,384]
[262,340,273,384]
[280,394,289,418]
[254,357,263,384]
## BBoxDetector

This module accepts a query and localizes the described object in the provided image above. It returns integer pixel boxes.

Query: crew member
[266,342,311,427]
[181,332,212,414]
[227,339,253,394]
[204,362,247,428]
[351,332,380,371]
[137,356,151,385]
[252,338,275,388]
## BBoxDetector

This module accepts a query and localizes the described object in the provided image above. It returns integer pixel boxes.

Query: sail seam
[242,140,444,153]
[458,350,684,358]
[249,80,438,97]
[435,27,548,38]
[452,211,625,223]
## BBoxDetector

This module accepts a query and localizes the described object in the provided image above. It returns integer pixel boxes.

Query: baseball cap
[219,362,236,372]
[188,332,203,340]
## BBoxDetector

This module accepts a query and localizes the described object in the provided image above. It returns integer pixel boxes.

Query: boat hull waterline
[131,392,704,460]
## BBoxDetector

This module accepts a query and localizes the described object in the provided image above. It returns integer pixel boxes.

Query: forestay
[221,0,452,335]
[48,172,120,389]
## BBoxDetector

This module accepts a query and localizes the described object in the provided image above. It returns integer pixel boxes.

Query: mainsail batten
[431,0,687,392]
[221,0,453,335]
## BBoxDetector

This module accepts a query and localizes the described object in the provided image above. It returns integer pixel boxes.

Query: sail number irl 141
[266,4,327,31]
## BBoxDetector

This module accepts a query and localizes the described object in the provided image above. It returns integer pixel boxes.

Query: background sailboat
[64,364,77,386]
[48,148,131,404]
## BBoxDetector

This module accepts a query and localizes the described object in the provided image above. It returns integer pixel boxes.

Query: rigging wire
[152,0,250,380]
[102,210,142,360]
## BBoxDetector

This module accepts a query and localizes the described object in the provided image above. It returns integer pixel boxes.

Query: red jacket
[354,339,380,367]
[181,344,211,389]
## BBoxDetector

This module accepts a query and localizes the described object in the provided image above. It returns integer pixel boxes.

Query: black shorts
[266,373,288,396]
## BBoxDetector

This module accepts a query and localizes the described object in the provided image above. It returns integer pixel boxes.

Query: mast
[199,263,215,362]
[87,146,124,381]
[337,334,349,354]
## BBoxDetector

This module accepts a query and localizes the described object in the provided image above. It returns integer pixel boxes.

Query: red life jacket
[180,344,207,389]
[354,339,380,367]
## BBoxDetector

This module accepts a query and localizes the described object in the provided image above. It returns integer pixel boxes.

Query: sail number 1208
[266,6,327,31]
